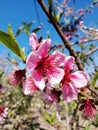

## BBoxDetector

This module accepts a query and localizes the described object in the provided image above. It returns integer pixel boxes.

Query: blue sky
[0,0,98,58]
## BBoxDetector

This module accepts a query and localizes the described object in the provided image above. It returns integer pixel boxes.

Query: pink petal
[62,83,78,102]
[37,39,51,58]
[48,51,66,66]
[29,33,39,50]
[23,78,39,95]
[64,56,75,70]
[26,52,41,70]
[70,71,88,88]
[47,68,64,85]
[32,70,45,90]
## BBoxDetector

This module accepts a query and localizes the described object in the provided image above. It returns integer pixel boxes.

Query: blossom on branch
[79,99,96,118]
[61,56,88,102]
[8,69,26,86]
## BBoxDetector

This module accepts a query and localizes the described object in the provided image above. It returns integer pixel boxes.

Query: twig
[72,37,98,46]
[84,47,98,56]
[37,0,84,71]
[80,37,98,44]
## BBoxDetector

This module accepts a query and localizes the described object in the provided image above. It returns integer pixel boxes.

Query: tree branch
[37,0,84,71]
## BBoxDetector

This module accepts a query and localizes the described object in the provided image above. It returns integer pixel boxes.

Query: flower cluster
[9,33,87,102]
[9,33,89,117]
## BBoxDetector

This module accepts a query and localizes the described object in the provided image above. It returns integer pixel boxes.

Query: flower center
[62,70,71,84]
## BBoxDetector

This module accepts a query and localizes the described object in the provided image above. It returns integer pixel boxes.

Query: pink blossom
[61,56,88,102]
[0,106,8,123]
[79,99,96,118]
[26,38,65,90]
[23,77,39,95]
[77,9,85,17]
[8,69,26,86]
[29,33,39,50]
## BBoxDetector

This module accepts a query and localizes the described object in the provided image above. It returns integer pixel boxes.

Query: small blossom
[61,56,88,102]
[8,69,26,86]
[79,20,84,26]
[0,106,8,123]
[65,32,71,39]
[79,99,96,118]
[77,9,85,17]
[79,36,86,42]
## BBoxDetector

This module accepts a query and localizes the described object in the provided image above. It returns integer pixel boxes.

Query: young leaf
[8,24,16,40]
[0,30,26,61]
[43,112,52,123]
[32,26,42,33]
[92,71,98,87]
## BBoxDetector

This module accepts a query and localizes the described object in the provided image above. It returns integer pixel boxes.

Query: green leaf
[32,26,42,33]
[0,30,26,61]
[8,24,16,40]
[15,26,24,37]
[51,111,56,122]
[43,112,52,123]
[92,71,98,87]
[22,22,33,35]
[56,12,61,22]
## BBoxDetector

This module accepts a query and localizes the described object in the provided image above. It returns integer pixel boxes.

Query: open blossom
[61,56,88,102]
[23,76,39,95]
[0,106,8,123]
[26,34,65,90]
[79,99,96,118]
[8,69,26,86]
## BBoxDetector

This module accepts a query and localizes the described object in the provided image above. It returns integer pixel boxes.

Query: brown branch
[37,0,84,71]
[84,47,98,56]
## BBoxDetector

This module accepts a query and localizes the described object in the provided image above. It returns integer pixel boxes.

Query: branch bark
[37,0,84,71]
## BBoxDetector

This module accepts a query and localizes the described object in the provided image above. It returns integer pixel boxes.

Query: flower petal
[23,77,39,95]
[64,56,75,70]
[62,83,78,102]
[70,71,88,88]
[29,33,39,50]
[26,52,41,70]
[48,51,66,66]
[47,68,64,85]
[32,70,45,90]
[37,39,51,58]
